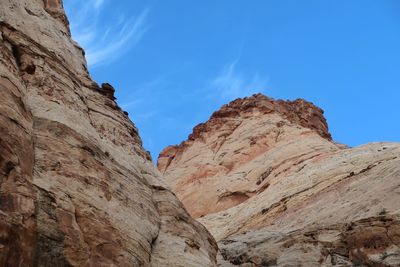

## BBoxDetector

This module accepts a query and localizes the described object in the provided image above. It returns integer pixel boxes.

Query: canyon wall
[2,1,399,266]
[159,94,400,266]
[0,1,217,266]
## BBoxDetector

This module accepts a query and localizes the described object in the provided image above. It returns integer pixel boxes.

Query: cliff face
[0,1,217,266]
[158,94,400,266]
[158,94,338,218]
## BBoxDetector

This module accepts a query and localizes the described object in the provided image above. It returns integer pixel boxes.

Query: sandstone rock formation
[0,0,217,266]
[158,94,400,266]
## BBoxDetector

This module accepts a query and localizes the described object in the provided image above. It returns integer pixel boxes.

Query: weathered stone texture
[159,94,400,266]
[0,1,217,266]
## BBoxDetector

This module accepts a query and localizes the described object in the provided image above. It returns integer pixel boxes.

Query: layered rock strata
[158,94,400,266]
[0,0,217,266]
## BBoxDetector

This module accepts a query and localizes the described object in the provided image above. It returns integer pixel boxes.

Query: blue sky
[64,0,400,160]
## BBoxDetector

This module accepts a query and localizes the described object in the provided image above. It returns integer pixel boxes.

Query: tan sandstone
[0,0,217,266]
[159,94,400,266]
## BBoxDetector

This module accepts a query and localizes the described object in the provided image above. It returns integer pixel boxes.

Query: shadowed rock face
[158,94,400,266]
[0,0,217,266]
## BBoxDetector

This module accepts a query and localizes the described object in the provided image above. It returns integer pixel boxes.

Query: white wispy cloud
[211,60,268,100]
[93,0,105,9]
[65,0,149,67]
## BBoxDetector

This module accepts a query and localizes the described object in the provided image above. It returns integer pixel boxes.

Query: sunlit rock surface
[159,94,400,266]
[0,0,217,266]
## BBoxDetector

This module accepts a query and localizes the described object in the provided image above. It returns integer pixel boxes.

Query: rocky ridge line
[158,93,331,174]
[0,0,217,266]
[158,93,400,266]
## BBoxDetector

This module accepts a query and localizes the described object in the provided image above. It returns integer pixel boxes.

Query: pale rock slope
[0,0,217,266]
[158,94,400,266]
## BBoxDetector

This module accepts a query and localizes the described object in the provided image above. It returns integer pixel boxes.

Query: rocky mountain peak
[197,93,331,140]
[158,92,400,266]
[158,93,331,175]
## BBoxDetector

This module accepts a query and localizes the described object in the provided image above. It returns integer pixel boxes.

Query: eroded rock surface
[158,94,400,266]
[0,0,217,266]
